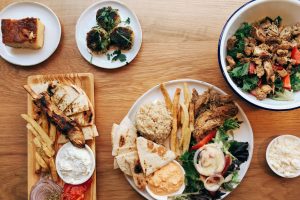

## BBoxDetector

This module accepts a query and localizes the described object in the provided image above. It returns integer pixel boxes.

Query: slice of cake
[1,17,45,49]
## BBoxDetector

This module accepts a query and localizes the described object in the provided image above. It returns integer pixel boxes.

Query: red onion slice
[30,177,62,200]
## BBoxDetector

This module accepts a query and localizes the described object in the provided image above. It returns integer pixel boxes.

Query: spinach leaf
[229,63,249,78]
[242,76,259,92]
[180,151,204,193]
[228,141,249,163]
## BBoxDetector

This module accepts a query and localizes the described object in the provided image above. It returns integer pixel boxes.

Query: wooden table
[0,0,299,199]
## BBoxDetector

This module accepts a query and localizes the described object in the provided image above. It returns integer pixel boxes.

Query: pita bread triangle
[136,137,176,176]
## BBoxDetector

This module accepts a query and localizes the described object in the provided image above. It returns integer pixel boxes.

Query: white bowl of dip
[56,142,95,184]
[145,160,185,200]
[266,135,300,178]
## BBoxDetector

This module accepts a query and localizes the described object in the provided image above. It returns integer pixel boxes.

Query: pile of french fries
[160,83,195,155]
[21,113,59,182]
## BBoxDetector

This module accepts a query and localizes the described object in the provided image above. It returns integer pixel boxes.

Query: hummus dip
[147,161,184,196]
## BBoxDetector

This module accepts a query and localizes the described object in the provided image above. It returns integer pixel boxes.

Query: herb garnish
[125,17,130,24]
[106,50,127,62]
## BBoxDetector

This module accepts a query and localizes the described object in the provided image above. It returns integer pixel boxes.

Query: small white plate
[0,1,61,66]
[76,0,142,69]
[124,79,254,200]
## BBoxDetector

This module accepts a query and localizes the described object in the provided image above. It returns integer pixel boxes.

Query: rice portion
[135,101,172,144]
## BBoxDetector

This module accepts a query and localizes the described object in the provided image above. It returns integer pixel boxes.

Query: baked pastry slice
[1,17,45,49]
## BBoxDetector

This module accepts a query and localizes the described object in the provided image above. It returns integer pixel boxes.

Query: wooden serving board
[27,73,96,200]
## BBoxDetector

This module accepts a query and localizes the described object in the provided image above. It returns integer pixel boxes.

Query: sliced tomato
[62,178,93,200]
[291,46,300,65]
[221,155,232,176]
[282,74,291,90]
[191,129,217,150]
[248,62,256,74]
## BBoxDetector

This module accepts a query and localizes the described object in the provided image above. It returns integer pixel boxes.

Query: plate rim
[0,1,62,66]
[75,0,143,69]
[124,79,254,200]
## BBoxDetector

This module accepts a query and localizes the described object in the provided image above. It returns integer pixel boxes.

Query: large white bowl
[218,0,300,111]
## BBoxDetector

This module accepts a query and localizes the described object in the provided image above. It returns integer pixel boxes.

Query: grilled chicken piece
[192,88,238,140]
[24,85,85,148]
[193,104,238,139]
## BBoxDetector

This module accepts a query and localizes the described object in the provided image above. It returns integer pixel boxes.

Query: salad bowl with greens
[218,0,300,110]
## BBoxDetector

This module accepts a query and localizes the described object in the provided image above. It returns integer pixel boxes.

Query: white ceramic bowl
[218,0,300,110]
[56,142,95,185]
[266,135,300,178]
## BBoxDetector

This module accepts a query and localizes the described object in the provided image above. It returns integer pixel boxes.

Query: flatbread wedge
[64,85,90,116]
[126,156,147,190]
[112,117,137,156]
[115,151,138,176]
[136,137,176,176]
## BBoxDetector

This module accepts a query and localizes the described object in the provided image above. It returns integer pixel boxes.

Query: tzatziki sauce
[267,135,300,178]
[56,142,95,184]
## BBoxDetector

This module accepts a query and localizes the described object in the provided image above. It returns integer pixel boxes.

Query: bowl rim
[265,134,300,178]
[217,0,300,111]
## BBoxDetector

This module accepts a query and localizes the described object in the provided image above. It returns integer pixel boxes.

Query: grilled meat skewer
[24,85,85,148]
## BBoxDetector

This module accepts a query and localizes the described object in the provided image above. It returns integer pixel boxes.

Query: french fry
[33,137,42,148]
[170,88,181,153]
[189,102,195,132]
[49,123,56,143]
[42,144,55,157]
[179,103,189,144]
[35,152,48,170]
[26,123,39,137]
[160,83,173,112]
[183,83,190,108]
[49,157,58,182]
[21,114,53,147]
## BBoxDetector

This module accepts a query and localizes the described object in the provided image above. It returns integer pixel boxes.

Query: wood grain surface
[0,0,299,200]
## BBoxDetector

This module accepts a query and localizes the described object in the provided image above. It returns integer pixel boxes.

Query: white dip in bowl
[266,135,300,178]
[56,142,95,184]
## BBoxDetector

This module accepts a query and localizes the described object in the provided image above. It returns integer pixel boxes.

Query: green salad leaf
[180,151,204,193]
[228,141,249,162]
[229,63,249,78]
[271,89,294,101]
[291,70,300,91]
[222,171,240,191]
[242,76,258,92]
[227,23,252,59]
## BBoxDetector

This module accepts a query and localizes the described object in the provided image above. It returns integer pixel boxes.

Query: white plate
[0,2,61,66]
[124,79,254,200]
[218,0,300,110]
[76,0,142,69]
